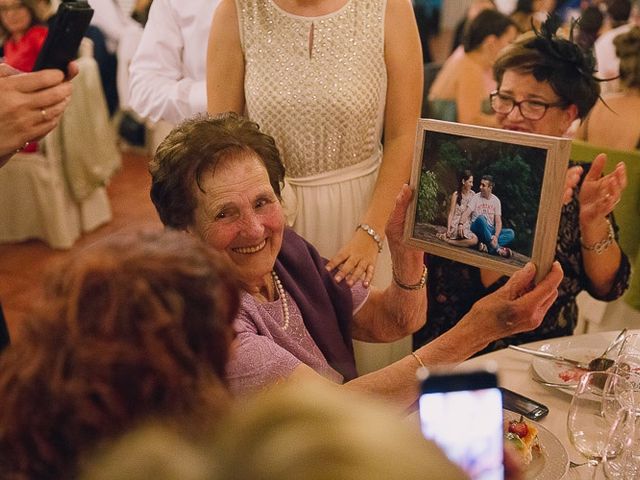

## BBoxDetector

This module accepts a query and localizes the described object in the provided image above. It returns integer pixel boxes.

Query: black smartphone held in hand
[500,387,549,421]
[418,366,504,480]
[33,0,94,73]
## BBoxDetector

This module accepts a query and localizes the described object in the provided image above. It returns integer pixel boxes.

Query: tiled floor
[0,150,162,338]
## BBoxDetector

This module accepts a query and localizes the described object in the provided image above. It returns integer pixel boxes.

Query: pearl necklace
[271,271,290,330]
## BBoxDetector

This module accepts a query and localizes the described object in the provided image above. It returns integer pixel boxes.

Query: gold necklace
[271,271,290,330]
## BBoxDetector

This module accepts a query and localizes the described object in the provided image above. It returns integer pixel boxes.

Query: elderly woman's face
[496,70,578,137]
[190,153,284,290]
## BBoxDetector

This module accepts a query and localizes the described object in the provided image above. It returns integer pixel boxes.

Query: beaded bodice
[237,0,387,178]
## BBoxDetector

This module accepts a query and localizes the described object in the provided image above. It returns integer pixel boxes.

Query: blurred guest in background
[450,0,497,54]
[575,4,604,51]
[129,0,219,126]
[510,0,557,32]
[0,230,237,479]
[429,9,517,126]
[594,0,633,94]
[578,26,640,150]
[0,0,48,72]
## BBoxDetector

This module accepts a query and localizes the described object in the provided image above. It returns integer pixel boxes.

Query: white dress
[238,0,409,373]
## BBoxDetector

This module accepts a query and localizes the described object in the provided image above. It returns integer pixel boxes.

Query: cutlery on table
[585,327,628,371]
[508,345,591,370]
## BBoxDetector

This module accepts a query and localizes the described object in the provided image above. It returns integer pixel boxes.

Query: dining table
[459,329,639,480]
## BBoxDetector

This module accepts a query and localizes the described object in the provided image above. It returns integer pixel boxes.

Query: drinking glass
[603,368,640,478]
[567,371,633,479]
[615,334,640,373]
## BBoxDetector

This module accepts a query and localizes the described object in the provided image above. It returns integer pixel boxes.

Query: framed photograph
[404,119,571,283]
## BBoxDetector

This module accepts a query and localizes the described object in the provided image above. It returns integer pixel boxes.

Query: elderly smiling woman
[149,112,563,407]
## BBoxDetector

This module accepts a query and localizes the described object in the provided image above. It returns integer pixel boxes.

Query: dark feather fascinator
[527,14,606,83]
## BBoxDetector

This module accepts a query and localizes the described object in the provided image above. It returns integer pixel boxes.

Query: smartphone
[418,367,504,480]
[33,0,94,73]
[500,387,549,421]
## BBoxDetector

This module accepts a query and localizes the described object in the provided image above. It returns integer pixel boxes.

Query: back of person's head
[576,6,604,50]
[82,380,467,480]
[213,380,469,480]
[149,112,285,230]
[606,0,631,25]
[463,9,516,52]
[494,15,601,119]
[580,5,605,36]
[81,425,213,480]
[615,26,640,88]
[0,229,238,480]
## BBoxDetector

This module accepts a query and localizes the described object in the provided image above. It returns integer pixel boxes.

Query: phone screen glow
[419,388,503,480]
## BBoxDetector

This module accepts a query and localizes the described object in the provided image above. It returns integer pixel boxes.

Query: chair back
[570,139,640,310]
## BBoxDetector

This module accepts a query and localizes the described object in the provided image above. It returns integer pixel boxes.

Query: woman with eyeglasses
[414,17,630,353]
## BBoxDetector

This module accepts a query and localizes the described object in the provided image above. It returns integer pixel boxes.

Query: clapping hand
[562,165,583,205]
[578,153,627,224]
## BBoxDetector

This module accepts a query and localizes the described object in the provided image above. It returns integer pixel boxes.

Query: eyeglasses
[0,2,25,13]
[489,91,567,121]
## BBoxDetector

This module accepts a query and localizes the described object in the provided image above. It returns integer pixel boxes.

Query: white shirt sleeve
[128,0,216,124]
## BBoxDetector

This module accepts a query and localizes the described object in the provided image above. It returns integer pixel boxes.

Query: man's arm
[492,214,502,248]
[129,0,217,124]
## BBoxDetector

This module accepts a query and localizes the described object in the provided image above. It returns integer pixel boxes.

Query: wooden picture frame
[404,119,571,283]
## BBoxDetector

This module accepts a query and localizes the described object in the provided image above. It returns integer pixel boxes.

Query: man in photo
[458,175,514,258]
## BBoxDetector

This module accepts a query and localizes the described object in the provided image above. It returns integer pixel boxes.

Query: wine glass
[567,371,633,479]
[615,334,640,374]
[603,350,640,480]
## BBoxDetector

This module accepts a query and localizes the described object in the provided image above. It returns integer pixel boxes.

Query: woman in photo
[437,169,479,248]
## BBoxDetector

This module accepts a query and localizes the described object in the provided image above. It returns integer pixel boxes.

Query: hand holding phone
[418,367,504,480]
[33,1,94,73]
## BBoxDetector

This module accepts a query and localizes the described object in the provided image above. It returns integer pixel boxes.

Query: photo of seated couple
[437,171,515,259]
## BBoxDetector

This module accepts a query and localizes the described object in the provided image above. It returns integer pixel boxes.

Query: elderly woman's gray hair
[149,113,286,229]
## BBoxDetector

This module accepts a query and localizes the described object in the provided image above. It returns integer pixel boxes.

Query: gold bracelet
[356,223,383,253]
[411,351,426,369]
[392,265,427,290]
[580,218,614,255]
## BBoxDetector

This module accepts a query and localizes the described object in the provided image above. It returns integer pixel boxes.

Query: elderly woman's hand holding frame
[291,185,563,408]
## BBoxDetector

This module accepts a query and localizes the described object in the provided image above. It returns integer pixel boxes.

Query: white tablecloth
[460,330,637,480]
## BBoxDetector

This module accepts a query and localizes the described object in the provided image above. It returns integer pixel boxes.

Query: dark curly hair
[0,229,239,479]
[493,15,601,120]
[462,9,516,53]
[149,112,285,230]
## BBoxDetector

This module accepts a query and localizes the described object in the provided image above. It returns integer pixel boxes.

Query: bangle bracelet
[580,218,614,255]
[392,264,427,290]
[411,351,426,369]
[356,223,383,253]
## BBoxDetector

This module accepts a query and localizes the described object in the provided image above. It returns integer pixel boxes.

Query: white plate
[504,410,568,480]
[532,336,614,394]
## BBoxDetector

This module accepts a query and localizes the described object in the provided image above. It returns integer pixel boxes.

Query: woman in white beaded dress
[206,0,422,287]
[207,0,422,372]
